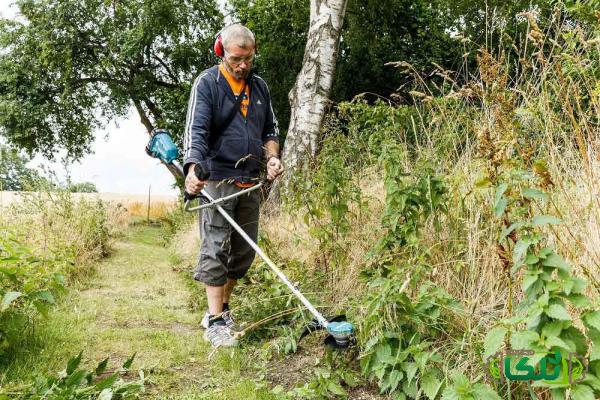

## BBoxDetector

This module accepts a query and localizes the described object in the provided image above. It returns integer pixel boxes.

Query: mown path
[75,223,206,397]
[6,223,279,399]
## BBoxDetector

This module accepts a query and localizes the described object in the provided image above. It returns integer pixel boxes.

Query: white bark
[282,0,348,175]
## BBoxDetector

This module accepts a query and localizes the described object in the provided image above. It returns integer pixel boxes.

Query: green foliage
[333,0,464,103]
[473,15,600,398]
[284,98,457,397]
[487,171,600,397]
[0,144,50,191]
[0,0,222,160]
[67,181,98,193]
[376,146,448,251]
[0,233,65,353]
[0,189,118,355]
[441,372,501,400]
[288,361,360,399]
[1,352,144,399]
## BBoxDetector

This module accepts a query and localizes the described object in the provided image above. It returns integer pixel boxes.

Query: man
[183,24,284,348]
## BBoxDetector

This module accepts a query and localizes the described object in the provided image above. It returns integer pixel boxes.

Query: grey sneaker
[203,322,238,347]
[201,312,210,329]
[222,310,240,332]
[201,311,240,332]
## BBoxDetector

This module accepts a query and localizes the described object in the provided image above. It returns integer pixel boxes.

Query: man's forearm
[264,141,280,159]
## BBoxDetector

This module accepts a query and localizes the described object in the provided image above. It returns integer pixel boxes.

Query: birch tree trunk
[281,0,348,183]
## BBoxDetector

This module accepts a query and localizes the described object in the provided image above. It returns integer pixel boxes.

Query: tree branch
[132,98,154,132]
[152,53,180,84]
[143,96,163,121]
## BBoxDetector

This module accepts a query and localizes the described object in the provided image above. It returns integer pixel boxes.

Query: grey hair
[221,24,256,50]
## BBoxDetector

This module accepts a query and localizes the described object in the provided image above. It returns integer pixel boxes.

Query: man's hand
[185,164,207,195]
[266,156,284,181]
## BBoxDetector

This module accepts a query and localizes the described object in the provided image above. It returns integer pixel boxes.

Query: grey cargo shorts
[194,181,260,286]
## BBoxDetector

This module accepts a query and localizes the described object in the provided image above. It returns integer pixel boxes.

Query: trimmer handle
[184,163,210,201]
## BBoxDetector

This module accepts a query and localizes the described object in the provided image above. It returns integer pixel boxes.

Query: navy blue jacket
[182,65,279,181]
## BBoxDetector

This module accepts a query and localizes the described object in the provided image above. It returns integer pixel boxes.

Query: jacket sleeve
[183,72,213,178]
[261,81,280,145]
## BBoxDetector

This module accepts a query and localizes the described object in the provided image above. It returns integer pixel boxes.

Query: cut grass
[1,223,278,398]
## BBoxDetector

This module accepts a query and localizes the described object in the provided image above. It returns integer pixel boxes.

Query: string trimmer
[145,129,355,349]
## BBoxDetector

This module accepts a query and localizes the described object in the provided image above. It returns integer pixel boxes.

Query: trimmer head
[326,321,354,348]
[299,315,356,349]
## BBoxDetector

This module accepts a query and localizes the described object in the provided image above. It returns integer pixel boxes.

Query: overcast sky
[0,0,181,195]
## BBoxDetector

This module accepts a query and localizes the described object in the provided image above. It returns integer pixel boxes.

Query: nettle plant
[472,23,600,398]
[285,129,364,275]
[0,233,65,353]
[483,168,600,399]
[357,139,461,399]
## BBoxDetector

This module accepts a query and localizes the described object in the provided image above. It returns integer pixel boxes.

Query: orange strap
[234,181,256,188]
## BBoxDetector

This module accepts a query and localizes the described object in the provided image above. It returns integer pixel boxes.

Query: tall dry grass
[254,9,600,380]
[1,190,130,277]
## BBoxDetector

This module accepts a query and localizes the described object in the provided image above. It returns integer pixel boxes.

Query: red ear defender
[213,33,224,58]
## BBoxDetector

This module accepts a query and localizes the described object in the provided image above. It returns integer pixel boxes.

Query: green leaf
[567,294,591,308]
[96,358,109,376]
[472,383,502,400]
[583,311,600,331]
[382,369,402,393]
[522,188,547,200]
[570,384,594,400]
[327,381,347,396]
[524,253,540,265]
[494,198,508,217]
[571,278,588,294]
[33,290,55,304]
[532,215,562,227]
[510,330,540,349]
[122,352,136,369]
[522,273,539,292]
[403,362,418,385]
[546,304,571,321]
[512,239,531,268]
[95,373,118,391]
[542,321,564,338]
[1,291,21,312]
[441,387,460,400]
[392,392,406,400]
[483,327,507,358]
[65,369,86,387]
[589,329,600,361]
[545,335,570,351]
[562,326,588,355]
[33,301,49,318]
[421,372,442,400]
[67,351,83,375]
[500,222,524,242]
[494,183,508,205]
[542,253,569,272]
